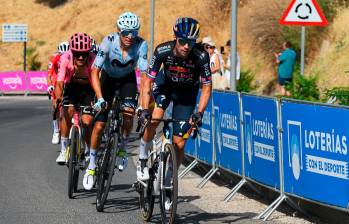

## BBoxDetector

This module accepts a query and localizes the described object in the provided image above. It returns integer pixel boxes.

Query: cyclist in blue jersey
[83,12,148,190]
[138,17,212,209]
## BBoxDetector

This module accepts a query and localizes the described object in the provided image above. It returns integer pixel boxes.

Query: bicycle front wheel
[68,126,79,199]
[160,143,178,224]
[96,133,118,212]
[139,153,156,221]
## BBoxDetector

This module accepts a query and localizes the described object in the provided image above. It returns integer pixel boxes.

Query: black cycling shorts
[95,70,138,122]
[153,70,199,137]
[62,82,95,115]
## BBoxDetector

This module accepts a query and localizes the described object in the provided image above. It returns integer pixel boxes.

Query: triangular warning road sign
[279,0,328,26]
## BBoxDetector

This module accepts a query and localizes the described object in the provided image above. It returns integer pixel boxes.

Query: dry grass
[1,0,346,93]
[309,8,349,91]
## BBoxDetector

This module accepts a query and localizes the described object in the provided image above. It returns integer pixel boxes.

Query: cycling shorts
[62,82,95,116]
[95,69,138,122]
[153,70,199,137]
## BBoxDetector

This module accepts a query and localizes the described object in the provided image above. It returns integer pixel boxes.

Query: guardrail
[0,71,48,95]
[180,89,349,220]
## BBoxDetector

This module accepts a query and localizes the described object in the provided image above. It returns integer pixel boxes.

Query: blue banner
[213,91,242,174]
[282,100,349,208]
[242,94,280,189]
[193,91,213,165]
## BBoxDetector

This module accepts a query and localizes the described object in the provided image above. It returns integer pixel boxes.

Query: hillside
[0,0,344,93]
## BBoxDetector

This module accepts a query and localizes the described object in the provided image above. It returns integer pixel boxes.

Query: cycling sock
[61,137,68,153]
[84,142,89,155]
[88,148,97,170]
[139,138,152,159]
[53,120,59,133]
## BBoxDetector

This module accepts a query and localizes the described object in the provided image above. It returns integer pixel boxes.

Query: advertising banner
[242,94,280,189]
[282,100,349,208]
[0,71,26,93]
[213,91,242,174]
[194,91,213,165]
[27,71,48,92]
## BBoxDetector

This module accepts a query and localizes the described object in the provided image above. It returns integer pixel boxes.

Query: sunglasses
[178,38,196,48]
[72,51,89,59]
[120,30,138,38]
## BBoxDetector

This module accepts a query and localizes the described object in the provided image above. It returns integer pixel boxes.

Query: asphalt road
[0,97,280,224]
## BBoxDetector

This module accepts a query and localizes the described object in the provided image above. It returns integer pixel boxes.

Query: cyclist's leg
[56,83,75,164]
[170,86,199,167]
[119,72,138,152]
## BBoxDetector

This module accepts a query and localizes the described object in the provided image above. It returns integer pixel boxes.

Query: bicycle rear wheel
[96,133,118,212]
[139,153,156,221]
[160,143,178,224]
[68,126,79,199]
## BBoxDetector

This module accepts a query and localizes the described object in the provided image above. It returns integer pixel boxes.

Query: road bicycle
[64,104,91,199]
[95,91,127,212]
[134,118,198,223]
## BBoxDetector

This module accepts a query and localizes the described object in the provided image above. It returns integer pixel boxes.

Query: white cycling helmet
[57,41,69,53]
[116,12,140,31]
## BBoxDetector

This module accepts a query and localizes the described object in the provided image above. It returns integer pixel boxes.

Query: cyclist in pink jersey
[47,41,69,145]
[55,33,96,174]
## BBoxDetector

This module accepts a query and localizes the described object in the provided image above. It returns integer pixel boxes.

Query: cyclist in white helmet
[47,41,69,144]
[84,12,148,190]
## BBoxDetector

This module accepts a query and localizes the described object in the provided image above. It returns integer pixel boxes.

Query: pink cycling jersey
[57,50,96,84]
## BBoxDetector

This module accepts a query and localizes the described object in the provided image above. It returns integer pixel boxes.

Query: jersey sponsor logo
[168,66,189,73]
[97,50,105,57]
[203,63,210,77]
[157,45,171,54]
[107,35,115,42]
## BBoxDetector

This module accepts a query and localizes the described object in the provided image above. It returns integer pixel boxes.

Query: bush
[285,71,320,102]
[237,69,256,92]
[26,45,42,71]
[35,0,68,8]
[325,87,349,105]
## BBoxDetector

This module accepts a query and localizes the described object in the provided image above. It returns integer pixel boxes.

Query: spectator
[202,36,225,89]
[274,41,296,96]
[224,39,240,90]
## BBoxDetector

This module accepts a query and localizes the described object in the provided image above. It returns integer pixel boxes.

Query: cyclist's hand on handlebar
[139,109,151,125]
[190,112,203,127]
[93,98,107,112]
[47,85,54,94]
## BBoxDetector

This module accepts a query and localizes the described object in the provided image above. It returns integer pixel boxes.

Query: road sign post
[279,0,328,75]
[2,24,29,95]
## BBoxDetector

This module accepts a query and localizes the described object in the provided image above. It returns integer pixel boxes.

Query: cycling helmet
[69,32,92,52]
[173,17,200,40]
[57,41,69,53]
[116,12,140,31]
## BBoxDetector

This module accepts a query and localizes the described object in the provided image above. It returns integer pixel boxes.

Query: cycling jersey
[93,32,148,78]
[47,53,61,87]
[148,41,212,87]
[57,50,96,84]
[148,41,212,137]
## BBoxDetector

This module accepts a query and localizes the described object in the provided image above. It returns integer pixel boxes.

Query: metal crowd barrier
[180,89,349,220]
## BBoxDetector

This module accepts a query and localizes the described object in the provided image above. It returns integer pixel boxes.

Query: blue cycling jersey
[93,32,148,78]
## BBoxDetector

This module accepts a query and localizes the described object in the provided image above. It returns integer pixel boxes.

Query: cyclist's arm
[55,81,64,101]
[91,35,110,99]
[197,51,212,113]
[197,83,212,113]
[91,67,103,99]
[47,60,54,86]
[137,40,149,109]
[141,76,153,109]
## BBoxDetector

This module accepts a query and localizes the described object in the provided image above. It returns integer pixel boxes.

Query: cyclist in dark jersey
[137,18,212,189]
